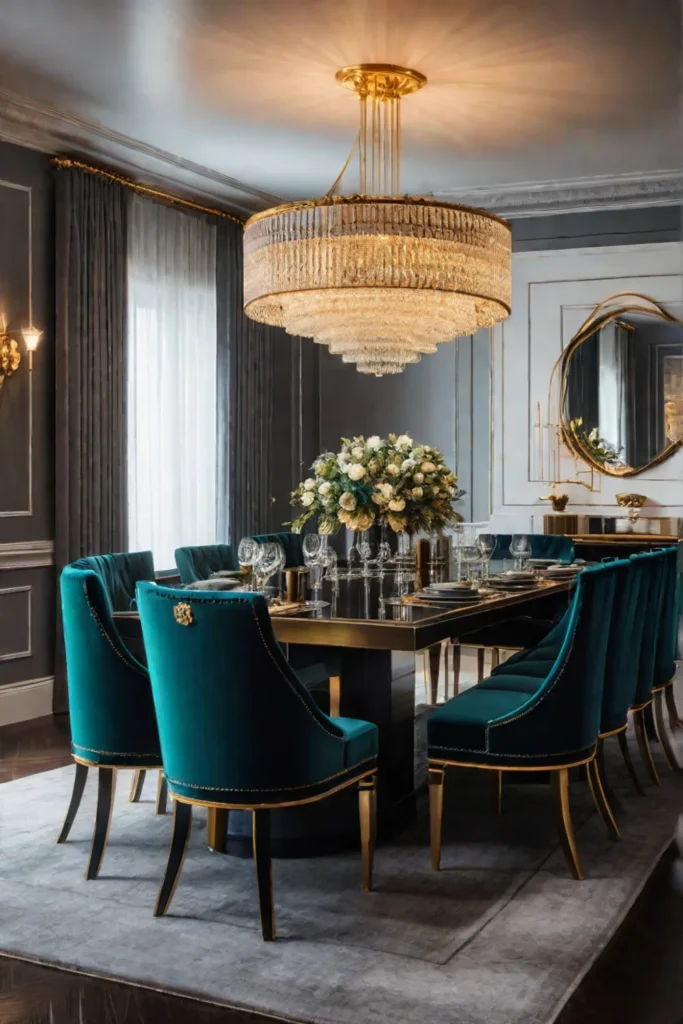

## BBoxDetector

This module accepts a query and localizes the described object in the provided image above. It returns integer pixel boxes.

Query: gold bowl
[616,493,647,508]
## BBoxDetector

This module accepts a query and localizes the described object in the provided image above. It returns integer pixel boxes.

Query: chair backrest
[653,545,681,688]
[249,532,303,569]
[600,557,644,733]
[492,534,574,563]
[488,563,616,759]
[136,583,348,803]
[69,550,155,612]
[174,543,239,584]
[60,565,161,765]
[632,549,668,706]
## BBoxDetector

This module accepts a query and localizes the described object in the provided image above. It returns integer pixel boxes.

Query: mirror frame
[560,292,683,478]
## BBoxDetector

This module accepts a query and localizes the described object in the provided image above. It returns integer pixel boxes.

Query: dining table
[114,571,573,858]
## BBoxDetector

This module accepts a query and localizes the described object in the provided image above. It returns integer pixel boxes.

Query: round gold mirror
[561,294,683,477]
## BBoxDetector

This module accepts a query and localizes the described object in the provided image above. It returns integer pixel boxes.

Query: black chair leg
[154,800,192,917]
[252,809,275,940]
[57,762,88,844]
[86,767,116,880]
[156,771,169,814]
[653,690,681,771]
[617,729,645,796]
[633,707,661,786]
[129,770,146,802]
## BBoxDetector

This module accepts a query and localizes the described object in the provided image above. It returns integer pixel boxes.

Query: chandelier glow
[243,64,512,376]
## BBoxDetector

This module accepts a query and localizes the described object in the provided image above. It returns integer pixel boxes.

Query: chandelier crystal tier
[243,64,512,376]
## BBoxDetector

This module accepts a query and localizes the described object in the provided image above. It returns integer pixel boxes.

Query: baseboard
[0,676,54,726]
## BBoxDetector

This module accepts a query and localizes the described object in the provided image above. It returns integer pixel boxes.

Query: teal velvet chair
[136,583,378,940]
[174,543,239,584]
[249,531,303,569]
[428,563,616,880]
[66,550,164,807]
[58,564,163,879]
[646,546,681,774]
[628,549,669,785]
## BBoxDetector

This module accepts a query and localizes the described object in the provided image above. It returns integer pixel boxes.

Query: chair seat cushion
[335,717,379,766]
[428,687,532,754]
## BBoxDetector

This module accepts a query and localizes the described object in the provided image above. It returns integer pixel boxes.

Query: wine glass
[347,531,361,573]
[254,542,280,595]
[476,533,495,580]
[359,531,373,577]
[377,527,391,572]
[321,544,338,583]
[302,534,329,609]
[510,534,532,571]
[238,537,259,590]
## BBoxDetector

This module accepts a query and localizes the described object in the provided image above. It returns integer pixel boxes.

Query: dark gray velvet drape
[216,219,275,544]
[54,166,128,711]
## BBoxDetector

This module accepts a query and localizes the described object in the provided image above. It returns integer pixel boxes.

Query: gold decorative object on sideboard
[541,491,569,513]
[616,492,647,524]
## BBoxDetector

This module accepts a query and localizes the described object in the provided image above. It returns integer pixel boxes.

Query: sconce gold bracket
[0,334,21,388]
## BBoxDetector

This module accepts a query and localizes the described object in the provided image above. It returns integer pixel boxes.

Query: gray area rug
[1,730,681,1024]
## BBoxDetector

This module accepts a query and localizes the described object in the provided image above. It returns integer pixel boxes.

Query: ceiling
[0,0,680,216]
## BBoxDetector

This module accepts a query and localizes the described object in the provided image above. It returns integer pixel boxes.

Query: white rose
[301,492,315,506]
[318,481,332,495]
[366,435,382,450]
[386,464,399,476]
[401,458,416,471]
[376,482,393,498]
[421,461,436,473]
[339,491,357,511]
[412,486,423,498]
[304,477,317,490]
[448,486,456,496]
[396,434,413,450]
[351,446,364,459]
[413,472,424,484]
[433,486,440,495]
[347,463,366,481]
[388,498,406,512]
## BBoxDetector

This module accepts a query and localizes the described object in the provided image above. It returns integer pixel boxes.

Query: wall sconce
[0,314,43,389]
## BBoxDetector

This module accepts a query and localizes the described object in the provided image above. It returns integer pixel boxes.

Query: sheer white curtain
[127,196,217,569]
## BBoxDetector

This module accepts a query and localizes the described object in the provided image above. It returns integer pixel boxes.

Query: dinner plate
[527,558,558,568]
[424,581,476,592]
[417,589,484,603]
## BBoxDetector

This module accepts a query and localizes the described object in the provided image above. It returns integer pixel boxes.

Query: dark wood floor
[1,715,682,1024]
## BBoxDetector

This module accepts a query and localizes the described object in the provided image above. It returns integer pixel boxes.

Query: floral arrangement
[568,417,624,468]
[290,434,464,535]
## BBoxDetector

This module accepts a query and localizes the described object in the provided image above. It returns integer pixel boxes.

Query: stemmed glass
[321,543,338,583]
[510,534,532,571]
[476,533,495,580]
[359,531,373,577]
[237,537,259,590]
[377,527,391,572]
[302,533,329,609]
[253,542,281,595]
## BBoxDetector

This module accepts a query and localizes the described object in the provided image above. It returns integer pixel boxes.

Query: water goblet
[238,537,259,590]
[302,533,329,609]
[511,534,532,571]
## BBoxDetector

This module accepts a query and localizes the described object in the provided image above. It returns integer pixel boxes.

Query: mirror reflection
[562,309,683,476]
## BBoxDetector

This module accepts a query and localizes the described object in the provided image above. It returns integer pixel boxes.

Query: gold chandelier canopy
[243,65,512,377]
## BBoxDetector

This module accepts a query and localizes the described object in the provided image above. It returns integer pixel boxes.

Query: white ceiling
[0,0,680,214]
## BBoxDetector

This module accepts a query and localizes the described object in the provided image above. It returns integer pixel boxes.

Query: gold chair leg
[633,707,660,786]
[449,641,461,698]
[551,768,583,880]
[253,809,275,941]
[329,675,341,718]
[207,807,228,853]
[587,757,620,841]
[86,767,116,880]
[358,775,377,892]
[154,800,192,917]
[665,682,683,731]
[653,690,681,772]
[57,761,88,844]
[129,769,146,802]
[156,771,168,814]
[493,769,503,816]
[476,647,485,682]
[428,767,445,870]
[617,728,645,796]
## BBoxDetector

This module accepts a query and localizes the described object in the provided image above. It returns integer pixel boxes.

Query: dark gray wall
[0,140,55,689]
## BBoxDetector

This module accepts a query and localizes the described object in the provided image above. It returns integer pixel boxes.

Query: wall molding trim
[436,170,683,218]
[0,539,54,570]
[0,87,281,218]
[0,675,53,726]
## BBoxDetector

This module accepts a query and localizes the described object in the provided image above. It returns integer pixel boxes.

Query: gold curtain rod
[51,157,245,225]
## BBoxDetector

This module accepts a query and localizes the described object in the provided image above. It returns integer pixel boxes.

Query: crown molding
[0,88,282,218]
[434,170,683,218]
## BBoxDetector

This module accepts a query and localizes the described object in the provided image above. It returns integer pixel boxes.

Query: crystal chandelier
[243,64,512,376]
